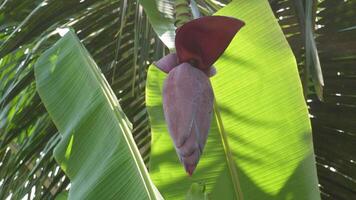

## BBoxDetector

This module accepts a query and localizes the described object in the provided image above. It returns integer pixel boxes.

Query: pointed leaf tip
[185,164,196,176]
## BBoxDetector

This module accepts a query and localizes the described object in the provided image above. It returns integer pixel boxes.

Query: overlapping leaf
[35,30,162,200]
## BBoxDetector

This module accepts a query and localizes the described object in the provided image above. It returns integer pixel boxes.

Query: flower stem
[214,99,244,200]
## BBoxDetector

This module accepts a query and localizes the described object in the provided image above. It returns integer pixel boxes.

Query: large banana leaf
[146,0,320,199]
[35,30,162,200]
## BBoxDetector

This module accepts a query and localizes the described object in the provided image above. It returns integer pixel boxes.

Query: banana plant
[2,0,354,199]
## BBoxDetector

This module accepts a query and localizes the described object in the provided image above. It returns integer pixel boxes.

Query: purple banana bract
[154,16,245,175]
[162,62,214,176]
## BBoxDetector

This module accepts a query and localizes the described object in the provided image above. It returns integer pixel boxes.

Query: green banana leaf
[35,30,162,200]
[138,0,176,50]
[146,0,321,199]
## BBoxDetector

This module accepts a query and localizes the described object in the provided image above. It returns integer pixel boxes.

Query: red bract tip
[185,164,196,176]
[175,16,245,70]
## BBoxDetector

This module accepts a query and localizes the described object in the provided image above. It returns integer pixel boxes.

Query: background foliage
[0,0,355,199]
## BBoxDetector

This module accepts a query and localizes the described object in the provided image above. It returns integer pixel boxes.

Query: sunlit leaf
[146,0,320,199]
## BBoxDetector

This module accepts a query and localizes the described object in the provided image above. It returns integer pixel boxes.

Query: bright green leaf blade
[213,1,320,199]
[146,0,320,199]
[35,30,162,200]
